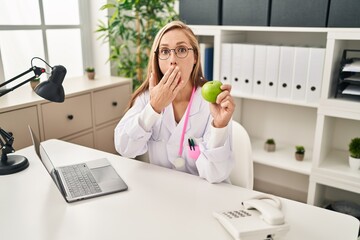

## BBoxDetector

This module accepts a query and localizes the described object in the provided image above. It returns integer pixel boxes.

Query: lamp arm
[0,66,46,97]
[0,76,36,97]
[0,67,33,88]
[0,128,15,161]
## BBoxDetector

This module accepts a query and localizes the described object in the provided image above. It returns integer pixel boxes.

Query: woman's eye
[177,47,187,53]
[160,49,170,55]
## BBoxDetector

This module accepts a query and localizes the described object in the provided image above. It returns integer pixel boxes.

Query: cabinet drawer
[0,106,39,150]
[42,94,92,139]
[64,132,94,149]
[93,84,130,126]
[95,122,117,154]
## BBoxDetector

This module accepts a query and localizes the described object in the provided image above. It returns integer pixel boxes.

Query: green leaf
[96,0,178,92]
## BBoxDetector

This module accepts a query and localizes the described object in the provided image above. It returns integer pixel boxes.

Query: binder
[232,44,255,95]
[306,48,325,103]
[277,46,295,99]
[253,45,267,96]
[200,43,207,73]
[292,47,310,101]
[220,44,232,84]
[204,47,214,80]
[230,43,243,93]
[264,45,280,98]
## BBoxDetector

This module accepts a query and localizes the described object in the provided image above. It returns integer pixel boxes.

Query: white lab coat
[114,87,234,183]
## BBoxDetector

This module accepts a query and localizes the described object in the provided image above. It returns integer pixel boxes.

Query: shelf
[191,24,359,205]
[319,99,360,120]
[312,150,360,193]
[232,91,319,108]
[251,138,312,175]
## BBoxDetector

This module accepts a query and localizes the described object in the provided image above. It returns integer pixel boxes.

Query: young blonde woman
[114,21,235,183]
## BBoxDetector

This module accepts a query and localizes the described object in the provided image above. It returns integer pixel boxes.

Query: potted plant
[348,137,360,170]
[85,67,95,80]
[295,145,305,161]
[30,77,40,90]
[264,138,276,152]
[97,0,179,91]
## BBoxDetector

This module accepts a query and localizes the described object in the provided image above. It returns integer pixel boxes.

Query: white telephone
[213,194,290,240]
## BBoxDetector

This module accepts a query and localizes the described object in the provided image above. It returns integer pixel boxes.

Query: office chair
[230,120,254,189]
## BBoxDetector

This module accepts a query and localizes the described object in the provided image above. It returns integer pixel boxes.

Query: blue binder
[204,47,214,80]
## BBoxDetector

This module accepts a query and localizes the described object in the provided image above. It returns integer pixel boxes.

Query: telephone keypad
[223,210,252,219]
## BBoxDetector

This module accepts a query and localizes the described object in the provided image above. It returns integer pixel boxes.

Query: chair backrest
[230,120,254,189]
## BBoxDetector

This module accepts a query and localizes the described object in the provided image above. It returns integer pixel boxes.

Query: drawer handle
[112,101,118,107]
[67,114,74,120]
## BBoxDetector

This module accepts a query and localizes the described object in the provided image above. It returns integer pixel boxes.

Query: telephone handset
[241,194,284,225]
[213,194,290,240]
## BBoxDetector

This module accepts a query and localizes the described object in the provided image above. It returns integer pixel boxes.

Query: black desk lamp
[0,57,66,175]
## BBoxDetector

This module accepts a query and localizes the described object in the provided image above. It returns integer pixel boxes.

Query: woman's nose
[170,57,177,65]
[169,52,177,65]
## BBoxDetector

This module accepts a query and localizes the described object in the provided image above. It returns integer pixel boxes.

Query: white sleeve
[138,102,161,132]
[114,92,161,158]
[207,122,228,148]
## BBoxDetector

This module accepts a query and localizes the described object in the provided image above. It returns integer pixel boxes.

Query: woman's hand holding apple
[202,81,235,128]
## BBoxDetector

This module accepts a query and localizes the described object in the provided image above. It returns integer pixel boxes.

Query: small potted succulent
[30,77,40,90]
[295,145,305,161]
[348,137,360,170]
[264,138,276,152]
[85,67,95,80]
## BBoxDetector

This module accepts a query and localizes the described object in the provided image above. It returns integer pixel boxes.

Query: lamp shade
[35,65,66,103]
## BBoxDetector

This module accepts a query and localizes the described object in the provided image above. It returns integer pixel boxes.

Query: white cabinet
[308,31,360,207]
[0,76,131,153]
[0,106,40,150]
[93,84,131,154]
[41,94,93,139]
[191,25,360,206]
[95,121,118,154]
[93,85,130,126]
[64,131,95,149]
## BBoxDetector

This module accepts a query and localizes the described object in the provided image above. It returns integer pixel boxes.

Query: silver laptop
[28,126,128,203]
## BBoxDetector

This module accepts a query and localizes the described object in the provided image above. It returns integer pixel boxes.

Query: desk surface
[0,140,358,240]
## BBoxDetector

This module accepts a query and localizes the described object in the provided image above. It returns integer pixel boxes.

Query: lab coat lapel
[162,104,177,135]
[186,88,201,134]
[164,88,202,144]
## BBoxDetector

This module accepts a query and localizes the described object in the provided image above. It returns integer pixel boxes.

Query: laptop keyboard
[61,164,102,198]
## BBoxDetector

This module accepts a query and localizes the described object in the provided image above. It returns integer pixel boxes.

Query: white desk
[1,139,358,240]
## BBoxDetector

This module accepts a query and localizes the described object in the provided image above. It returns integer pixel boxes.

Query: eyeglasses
[156,46,194,60]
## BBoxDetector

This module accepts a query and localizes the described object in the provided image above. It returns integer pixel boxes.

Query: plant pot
[30,80,39,90]
[86,72,95,80]
[349,156,360,170]
[295,153,304,161]
[264,143,276,152]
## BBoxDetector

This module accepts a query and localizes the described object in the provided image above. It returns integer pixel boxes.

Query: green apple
[201,80,223,103]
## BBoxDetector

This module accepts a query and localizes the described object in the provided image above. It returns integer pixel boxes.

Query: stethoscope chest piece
[174,157,185,169]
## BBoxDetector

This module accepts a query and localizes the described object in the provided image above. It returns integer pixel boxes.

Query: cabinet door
[0,106,39,150]
[93,84,131,126]
[64,132,94,149]
[95,122,118,154]
[41,94,92,139]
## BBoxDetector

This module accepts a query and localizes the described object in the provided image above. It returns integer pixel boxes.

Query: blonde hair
[125,20,206,111]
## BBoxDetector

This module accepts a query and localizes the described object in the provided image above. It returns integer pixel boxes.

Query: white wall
[89,0,111,76]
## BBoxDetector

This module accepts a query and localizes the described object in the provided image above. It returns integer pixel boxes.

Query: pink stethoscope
[173,86,200,169]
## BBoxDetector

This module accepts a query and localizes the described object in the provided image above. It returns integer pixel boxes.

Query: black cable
[31,57,53,69]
